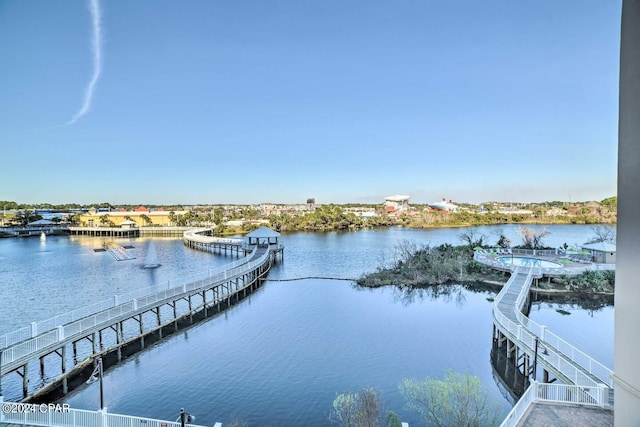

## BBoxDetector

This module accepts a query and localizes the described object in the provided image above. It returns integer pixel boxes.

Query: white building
[383,195,410,213]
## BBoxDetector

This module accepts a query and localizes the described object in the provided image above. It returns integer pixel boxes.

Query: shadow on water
[352,281,499,308]
[490,341,530,405]
[530,291,613,319]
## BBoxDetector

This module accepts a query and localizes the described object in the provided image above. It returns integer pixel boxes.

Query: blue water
[0,224,614,426]
[496,256,563,268]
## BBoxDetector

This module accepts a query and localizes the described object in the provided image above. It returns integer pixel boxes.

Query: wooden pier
[0,229,283,402]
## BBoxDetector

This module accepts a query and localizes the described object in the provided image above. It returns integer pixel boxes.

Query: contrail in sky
[67,0,102,125]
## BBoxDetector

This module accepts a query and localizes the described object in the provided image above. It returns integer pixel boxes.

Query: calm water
[0,224,614,426]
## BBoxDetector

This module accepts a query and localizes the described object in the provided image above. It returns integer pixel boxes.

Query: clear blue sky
[0,0,621,205]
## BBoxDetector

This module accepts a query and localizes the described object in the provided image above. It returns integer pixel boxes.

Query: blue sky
[0,1,621,205]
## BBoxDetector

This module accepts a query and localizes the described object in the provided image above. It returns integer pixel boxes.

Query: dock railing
[0,396,210,427]
[499,381,609,427]
[492,267,612,399]
[0,231,256,350]
[1,232,273,367]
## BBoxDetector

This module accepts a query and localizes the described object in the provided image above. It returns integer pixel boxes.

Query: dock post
[155,308,163,338]
[92,332,98,354]
[173,302,178,331]
[61,346,67,394]
[21,364,28,398]
[0,349,3,397]
[203,291,208,318]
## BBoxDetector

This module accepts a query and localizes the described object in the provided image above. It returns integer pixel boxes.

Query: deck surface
[518,402,613,427]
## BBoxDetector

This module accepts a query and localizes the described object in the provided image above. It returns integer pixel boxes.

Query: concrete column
[616,1,640,425]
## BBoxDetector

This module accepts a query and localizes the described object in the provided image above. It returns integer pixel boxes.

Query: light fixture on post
[86,357,104,410]
[177,407,196,427]
[533,337,549,380]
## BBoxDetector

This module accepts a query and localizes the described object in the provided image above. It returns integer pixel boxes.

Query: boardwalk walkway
[494,268,614,426]
[0,229,281,402]
[493,268,612,404]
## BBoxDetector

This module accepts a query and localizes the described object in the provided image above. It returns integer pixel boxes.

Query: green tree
[212,208,224,225]
[99,214,112,226]
[14,210,41,226]
[168,211,177,226]
[329,388,382,427]
[399,370,503,427]
[139,214,153,226]
[385,411,402,427]
[600,196,617,212]
[67,213,81,225]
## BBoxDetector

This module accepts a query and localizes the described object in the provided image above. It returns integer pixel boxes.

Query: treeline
[0,201,186,211]
[398,209,616,229]
[267,204,394,232]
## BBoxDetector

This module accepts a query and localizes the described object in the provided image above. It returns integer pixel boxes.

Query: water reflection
[0,225,614,425]
[531,293,613,316]
[490,342,529,405]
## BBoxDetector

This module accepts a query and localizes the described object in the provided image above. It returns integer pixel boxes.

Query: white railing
[500,381,609,427]
[508,268,612,387]
[492,268,613,393]
[1,240,270,368]
[499,379,537,427]
[0,232,257,350]
[512,299,612,387]
[474,252,615,276]
[183,229,243,245]
[0,399,208,427]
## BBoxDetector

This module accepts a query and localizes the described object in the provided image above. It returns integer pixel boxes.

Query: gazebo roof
[120,220,138,226]
[582,242,616,252]
[245,227,280,238]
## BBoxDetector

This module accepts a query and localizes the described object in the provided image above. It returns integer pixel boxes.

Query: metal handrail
[1,231,272,368]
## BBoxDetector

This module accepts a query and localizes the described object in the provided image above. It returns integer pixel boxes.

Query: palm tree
[15,210,40,226]
[99,214,111,226]
[139,214,153,226]
[67,213,81,226]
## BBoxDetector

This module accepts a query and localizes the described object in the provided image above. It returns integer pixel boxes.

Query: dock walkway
[0,229,282,403]
[495,269,614,426]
